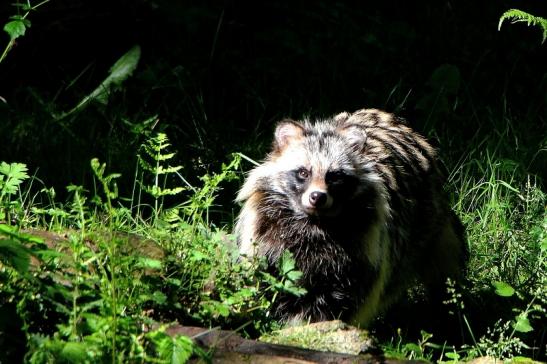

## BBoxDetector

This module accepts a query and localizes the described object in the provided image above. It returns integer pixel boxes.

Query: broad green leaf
[167,278,182,286]
[3,20,26,40]
[513,314,533,333]
[280,250,296,275]
[81,313,103,332]
[137,257,163,269]
[34,249,65,261]
[0,226,46,245]
[0,223,15,235]
[19,232,44,245]
[154,333,193,364]
[215,302,230,317]
[202,300,230,318]
[152,290,167,305]
[190,251,207,261]
[56,45,141,119]
[283,280,306,296]
[237,288,254,298]
[0,238,30,273]
[492,281,515,297]
[8,15,31,27]
[109,45,141,83]
[404,343,422,355]
[171,335,194,364]
[59,342,89,363]
[286,269,303,282]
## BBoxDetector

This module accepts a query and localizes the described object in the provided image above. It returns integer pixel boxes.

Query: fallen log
[166,325,423,364]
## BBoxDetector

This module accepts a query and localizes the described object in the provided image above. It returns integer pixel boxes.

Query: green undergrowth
[446,119,546,361]
[0,134,304,363]
[1,119,545,362]
[377,110,546,362]
[1,116,546,362]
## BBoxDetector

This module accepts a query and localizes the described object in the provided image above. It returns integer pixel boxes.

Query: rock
[260,320,376,355]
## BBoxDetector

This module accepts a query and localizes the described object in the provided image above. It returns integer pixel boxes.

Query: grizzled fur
[235,108,466,326]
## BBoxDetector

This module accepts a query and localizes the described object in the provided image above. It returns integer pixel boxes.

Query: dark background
[0,0,546,206]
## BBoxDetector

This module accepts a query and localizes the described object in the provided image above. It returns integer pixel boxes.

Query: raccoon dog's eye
[326,170,347,184]
[296,168,310,180]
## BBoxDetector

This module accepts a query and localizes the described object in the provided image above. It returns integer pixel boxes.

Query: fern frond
[157,165,183,175]
[137,156,155,173]
[143,185,184,198]
[499,9,547,43]
[0,161,29,196]
[157,152,176,161]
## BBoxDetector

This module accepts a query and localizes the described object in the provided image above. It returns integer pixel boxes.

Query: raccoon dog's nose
[309,191,327,207]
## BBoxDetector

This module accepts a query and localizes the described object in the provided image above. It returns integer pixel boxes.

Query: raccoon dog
[235,108,466,326]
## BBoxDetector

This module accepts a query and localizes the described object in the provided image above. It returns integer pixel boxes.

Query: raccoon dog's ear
[338,123,368,153]
[333,112,350,124]
[273,119,304,151]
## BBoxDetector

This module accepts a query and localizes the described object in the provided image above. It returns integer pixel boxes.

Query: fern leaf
[154,132,169,144]
[144,185,184,198]
[137,156,155,173]
[161,187,185,195]
[0,162,29,195]
[499,9,547,43]
[157,165,183,175]
[158,152,177,161]
[141,142,157,156]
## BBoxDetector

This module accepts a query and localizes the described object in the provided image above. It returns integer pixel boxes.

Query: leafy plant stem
[463,314,483,357]
[0,0,51,64]
[71,189,86,339]
[154,139,161,223]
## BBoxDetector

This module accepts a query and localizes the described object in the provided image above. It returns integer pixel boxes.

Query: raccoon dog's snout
[309,191,327,207]
[301,188,333,215]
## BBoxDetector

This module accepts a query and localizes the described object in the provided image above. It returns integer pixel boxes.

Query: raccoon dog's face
[267,118,374,219]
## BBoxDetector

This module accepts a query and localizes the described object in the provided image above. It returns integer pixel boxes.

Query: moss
[259,320,375,355]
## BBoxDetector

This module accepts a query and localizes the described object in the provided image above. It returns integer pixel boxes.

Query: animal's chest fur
[257,206,381,321]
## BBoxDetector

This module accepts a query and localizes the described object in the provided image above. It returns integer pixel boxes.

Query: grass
[446,122,547,361]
